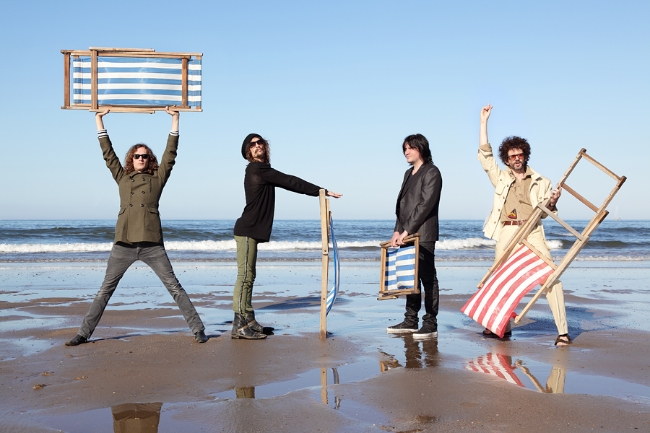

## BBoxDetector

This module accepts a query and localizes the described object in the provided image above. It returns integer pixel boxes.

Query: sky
[1,1,648,221]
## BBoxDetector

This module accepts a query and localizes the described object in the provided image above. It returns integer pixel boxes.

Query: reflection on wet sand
[236,386,256,398]
[466,351,567,393]
[320,367,342,409]
[112,402,162,433]
[380,335,439,371]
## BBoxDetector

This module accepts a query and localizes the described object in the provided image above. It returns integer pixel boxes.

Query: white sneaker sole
[413,331,438,339]
[386,328,418,334]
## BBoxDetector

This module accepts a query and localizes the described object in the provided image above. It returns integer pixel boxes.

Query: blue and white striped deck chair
[379,235,420,300]
[62,48,202,112]
[326,216,340,316]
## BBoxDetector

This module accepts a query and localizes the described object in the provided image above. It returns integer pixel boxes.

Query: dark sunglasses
[250,140,265,147]
[133,154,150,160]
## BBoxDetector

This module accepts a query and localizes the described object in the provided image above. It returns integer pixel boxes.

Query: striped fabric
[461,245,554,337]
[466,352,524,387]
[326,217,339,316]
[384,246,417,292]
[72,56,201,107]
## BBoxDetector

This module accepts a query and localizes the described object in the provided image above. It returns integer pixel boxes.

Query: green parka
[100,134,178,244]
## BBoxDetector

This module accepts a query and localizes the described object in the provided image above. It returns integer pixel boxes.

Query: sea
[0,219,647,263]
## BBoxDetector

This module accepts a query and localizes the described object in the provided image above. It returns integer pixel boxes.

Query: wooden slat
[90,107,155,114]
[90,50,98,110]
[63,53,70,108]
[89,47,155,52]
[89,106,200,113]
[537,204,584,240]
[181,58,188,108]
[562,183,598,212]
[581,152,621,180]
[379,233,420,248]
[521,239,557,270]
[319,189,329,340]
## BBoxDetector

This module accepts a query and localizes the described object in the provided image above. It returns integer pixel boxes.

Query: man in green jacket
[65,107,207,346]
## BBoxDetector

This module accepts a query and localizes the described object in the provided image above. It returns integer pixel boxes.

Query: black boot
[231,313,266,340]
[245,311,274,333]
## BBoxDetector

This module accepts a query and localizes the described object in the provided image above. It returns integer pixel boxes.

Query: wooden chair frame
[319,189,331,339]
[477,148,626,323]
[378,234,421,301]
[61,47,202,113]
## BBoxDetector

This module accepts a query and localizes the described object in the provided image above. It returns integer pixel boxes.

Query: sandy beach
[1,260,649,432]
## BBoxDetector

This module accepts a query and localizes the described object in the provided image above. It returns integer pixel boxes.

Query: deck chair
[462,149,626,336]
[62,47,202,113]
[378,234,421,301]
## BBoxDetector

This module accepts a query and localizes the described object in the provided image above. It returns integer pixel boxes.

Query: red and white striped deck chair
[465,352,524,387]
[461,244,554,337]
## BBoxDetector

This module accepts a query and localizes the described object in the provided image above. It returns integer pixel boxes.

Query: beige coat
[477,143,555,241]
[100,134,178,244]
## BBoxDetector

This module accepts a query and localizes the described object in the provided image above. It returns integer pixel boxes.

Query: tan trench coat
[477,143,556,241]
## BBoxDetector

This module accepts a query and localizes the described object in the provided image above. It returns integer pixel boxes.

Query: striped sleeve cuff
[97,129,108,138]
[170,130,179,136]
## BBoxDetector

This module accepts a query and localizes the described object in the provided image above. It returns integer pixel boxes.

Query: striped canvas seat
[72,56,201,107]
[325,216,339,316]
[384,246,417,292]
[461,244,554,337]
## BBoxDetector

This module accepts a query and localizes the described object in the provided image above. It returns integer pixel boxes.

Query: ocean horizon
[0,219,647,263]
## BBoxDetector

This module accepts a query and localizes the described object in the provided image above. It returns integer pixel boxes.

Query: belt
[503,220,527,226]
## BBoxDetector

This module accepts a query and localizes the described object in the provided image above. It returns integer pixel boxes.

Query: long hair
[402,134,433,164]
[124,144,159,175]
[498,136,531,166]
[241,133,271,164]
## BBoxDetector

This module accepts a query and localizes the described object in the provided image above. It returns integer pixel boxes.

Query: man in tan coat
[65,108,207,346]
[478,104,571,346]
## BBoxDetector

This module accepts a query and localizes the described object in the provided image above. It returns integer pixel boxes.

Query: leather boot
[245,311,274,333]
[231,313,266,340]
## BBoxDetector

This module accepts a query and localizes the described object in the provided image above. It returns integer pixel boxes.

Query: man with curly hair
[65,107,207,346]
[478,104,570,346]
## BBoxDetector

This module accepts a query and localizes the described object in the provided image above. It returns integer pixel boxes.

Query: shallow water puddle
[464,351,650,404]
[214,357,379,400]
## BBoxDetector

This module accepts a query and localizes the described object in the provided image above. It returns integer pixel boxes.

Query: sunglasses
[250,140,265,147]
[133,154,150,160]
[508,153,525,161]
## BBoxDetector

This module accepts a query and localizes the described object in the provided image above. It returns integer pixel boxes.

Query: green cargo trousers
[232,236,258,314]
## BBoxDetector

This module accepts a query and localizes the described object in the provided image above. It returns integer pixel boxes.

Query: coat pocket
[144,207,162,233]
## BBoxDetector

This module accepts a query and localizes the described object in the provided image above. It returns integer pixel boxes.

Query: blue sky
[1,1,647,221]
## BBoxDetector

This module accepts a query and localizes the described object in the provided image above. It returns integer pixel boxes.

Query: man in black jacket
[231,134,342,340]
[387,134,443,339]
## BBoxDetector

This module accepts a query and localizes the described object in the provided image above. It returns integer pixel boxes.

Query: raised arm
[166,106,180,133]
[479,104,492,147]
[158,107,181,184]
[95,107,110,131]
[95,108,125,182]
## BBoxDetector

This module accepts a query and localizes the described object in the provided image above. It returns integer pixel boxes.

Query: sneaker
[386,321,418,334]
[413,324,438,339]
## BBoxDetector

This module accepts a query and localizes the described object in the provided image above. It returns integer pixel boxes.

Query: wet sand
[1,261,649,432]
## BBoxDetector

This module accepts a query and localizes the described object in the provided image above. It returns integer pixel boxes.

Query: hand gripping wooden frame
[378,233,421,301]
[477,149,626,323]
[61,47,202,114]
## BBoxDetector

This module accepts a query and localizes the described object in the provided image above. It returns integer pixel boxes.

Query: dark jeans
[78,242,204,338]
[404,242,439,327]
